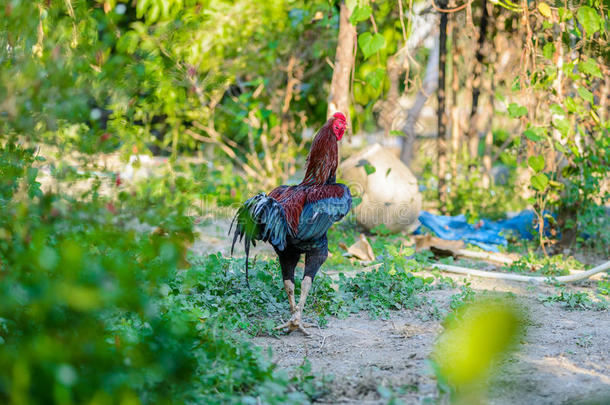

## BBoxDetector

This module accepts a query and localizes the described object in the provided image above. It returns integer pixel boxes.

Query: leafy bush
[0,144,195,403]
[0,144,319,404]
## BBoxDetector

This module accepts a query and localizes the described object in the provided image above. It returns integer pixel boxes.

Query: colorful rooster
[231,112,351,334]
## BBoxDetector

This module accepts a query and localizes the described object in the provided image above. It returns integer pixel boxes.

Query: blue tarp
[416,210,541,252]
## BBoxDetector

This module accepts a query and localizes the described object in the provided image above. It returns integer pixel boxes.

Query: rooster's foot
[275,315,316,335]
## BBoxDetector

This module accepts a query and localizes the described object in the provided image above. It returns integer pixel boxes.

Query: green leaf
[507,103,527,118]
[577,87,594,104]
[558,8,572,22]
[564,97,579,114]
[349,5,372,24]
[346,0,357,12]
[364,163,376,175]
[403,246,415,256]
[549,103,565,117]
[554,141,568,153]
[553,118,570,135]
[523,129,543,142]
[359,32,386,59]
[117,32,140,54]
[365,68,385,89]
[577,6,602,36]
[542,42,555,60]
[578,58,602,78]
[136,0,150,19]
[147,3,161,23]
[528,155,545,173]
[531,173,549,191]
[389,130,404,136]
[538,2,552,18]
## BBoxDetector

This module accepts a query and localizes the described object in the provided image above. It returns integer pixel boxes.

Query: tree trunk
[449,11,460,183]
[328,1,356,127]
[466,0,489,167]
[482,28,496,188]
[437,5,449,210]
[399,38,439,165]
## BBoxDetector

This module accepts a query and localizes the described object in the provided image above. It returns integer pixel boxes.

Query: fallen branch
[431,260,610,283]
[456,249,516,265]
[323,260,610,285]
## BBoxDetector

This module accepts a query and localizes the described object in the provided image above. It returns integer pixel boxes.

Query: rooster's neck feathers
[300,120,338,186]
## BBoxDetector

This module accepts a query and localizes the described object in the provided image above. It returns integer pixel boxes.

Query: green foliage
[598,277,610,296]
[1,0,337,186]
[441,169,525,222]
[0,144,323,404]
[512,1,609,252]
[178,249,433,330]
[448,282,476,314]
[539,289,599,311]
[330,267,432,319]
[0,145,196,403]
[503,253,583,277]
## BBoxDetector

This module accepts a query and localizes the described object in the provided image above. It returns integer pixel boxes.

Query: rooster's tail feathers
[229,194,292,286]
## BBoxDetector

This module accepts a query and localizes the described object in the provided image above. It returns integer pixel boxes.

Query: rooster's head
[331,112,347,141]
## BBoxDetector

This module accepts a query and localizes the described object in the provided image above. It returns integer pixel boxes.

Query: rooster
[230,112,351,334]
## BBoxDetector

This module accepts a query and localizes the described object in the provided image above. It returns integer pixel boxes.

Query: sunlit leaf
[538,2,552,18]
[542,42,555,60]
[577,87,594,104]
[548,105,564,118]
[507,103,527,118]
[554,141,568,153]
[531,173,549,191]
[432,300,522,388]
[365,68,385,89]
[558,7,572,21]
[359,32,386,59]
[577,6,602,36]
[553,118,570,135]
[578,58,602,78]
[523,129,543,142]
[349,5,372,24]
[528,155,545,173]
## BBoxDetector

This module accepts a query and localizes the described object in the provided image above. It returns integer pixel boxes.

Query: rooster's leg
[276,244,327,335]
[274,248,301,330]
[283,279,297,314]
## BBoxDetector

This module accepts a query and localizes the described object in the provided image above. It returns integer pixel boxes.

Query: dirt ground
[252,278,610,404]
[196,218,610,404]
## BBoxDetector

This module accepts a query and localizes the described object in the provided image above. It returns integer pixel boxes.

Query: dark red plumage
[267,114,346,233]
[300,119,338,186]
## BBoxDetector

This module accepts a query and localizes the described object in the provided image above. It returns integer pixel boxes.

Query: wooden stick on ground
[455,249,516,264]
[323,260,610,284]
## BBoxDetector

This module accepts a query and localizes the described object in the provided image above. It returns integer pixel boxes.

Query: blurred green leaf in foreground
[432,298,524,403]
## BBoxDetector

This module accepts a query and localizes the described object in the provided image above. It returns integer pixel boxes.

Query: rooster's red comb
[332,112,346,122]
